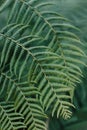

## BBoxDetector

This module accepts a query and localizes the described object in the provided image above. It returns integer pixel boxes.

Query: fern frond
[0,24,76,120]
[0,0,86,127]
[0,71,47,130]
[0,102,26,130]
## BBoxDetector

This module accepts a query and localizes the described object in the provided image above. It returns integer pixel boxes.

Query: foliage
[48,0,87,130]
[0,0,86,130]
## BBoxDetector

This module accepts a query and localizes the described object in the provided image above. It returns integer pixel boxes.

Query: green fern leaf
[0,1,86,129]
[0,102,26,130]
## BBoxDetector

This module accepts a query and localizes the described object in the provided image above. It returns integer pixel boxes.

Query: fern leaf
[0,71,47,130]
[0,0,86,123]
[0,102,26,130]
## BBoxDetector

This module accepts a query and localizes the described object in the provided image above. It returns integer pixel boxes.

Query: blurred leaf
[65,121,87,130]
[77,109,87,120]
